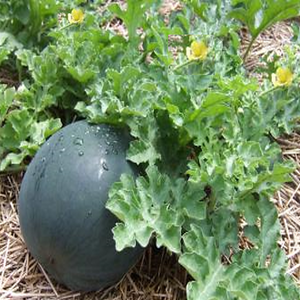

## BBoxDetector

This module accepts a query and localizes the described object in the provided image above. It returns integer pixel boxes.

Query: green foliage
[109,0,158,43]
[107,166,206,253]
[0,83,62,171]
[0,32,23,65]
[0,0,61,48]
[1,0,300,298]
[230,0,300,39]
[180,226,300,300]
[229,0,300,59]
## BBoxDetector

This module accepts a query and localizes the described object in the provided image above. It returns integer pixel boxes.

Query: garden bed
[1,1,300,299]
[1,131,300,299]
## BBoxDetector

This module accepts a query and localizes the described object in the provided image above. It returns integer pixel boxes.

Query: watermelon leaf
[229,0,300,59]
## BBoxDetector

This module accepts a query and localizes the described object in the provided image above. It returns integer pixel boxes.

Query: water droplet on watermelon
[102,161,109,171]
[98,169,103,179]
[73,138,84,146]
[40,169,46,178]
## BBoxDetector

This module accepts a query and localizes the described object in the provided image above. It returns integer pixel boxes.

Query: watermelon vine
[1,1,300,299]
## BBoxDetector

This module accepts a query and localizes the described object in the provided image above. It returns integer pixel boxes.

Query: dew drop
[104,149,109,155]
[73,138,84,146]
[71,134,75,138]
[59,135,64,142]
[78,150,84,156]
[84,130,90,135]
[102,161,109,171]
[46,142,50,146]
[98,168,104,179]
[88,210,92,216]
[112,148,118,155]
[59,167,64,173]
[41,157,46,163]
[59,148,65,154]
[105,140,111,146]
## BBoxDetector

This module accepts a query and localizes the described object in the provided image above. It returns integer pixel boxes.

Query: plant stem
[16,59,22,83]
[259,86,278,97]
[59,23,73,31]
[243,37,255,62]
[173,60,194,71]
[208,191,216,213]
[0,165,27,176]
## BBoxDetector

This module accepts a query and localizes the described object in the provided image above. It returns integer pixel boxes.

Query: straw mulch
[275,134,300,285]
[241,21,300,282]
[1,3,300,299]
[241,21,294,79]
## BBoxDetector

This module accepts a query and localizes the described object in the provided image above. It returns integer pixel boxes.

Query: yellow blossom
[271,67,293,87]
[68,8,84,24]
[186,41,208,61]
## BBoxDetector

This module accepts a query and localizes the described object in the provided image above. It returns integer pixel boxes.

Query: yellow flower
[186,41,208,61]
[68,8,84,24]
[271,67,293,87]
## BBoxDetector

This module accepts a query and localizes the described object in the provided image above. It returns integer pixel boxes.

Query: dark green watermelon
[18,120,143,291]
